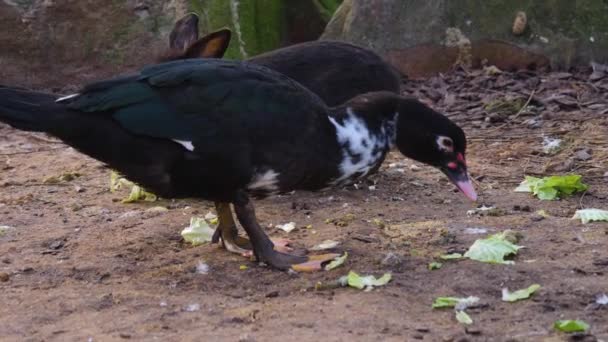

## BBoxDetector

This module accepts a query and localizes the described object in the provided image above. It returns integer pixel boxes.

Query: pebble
[0,272,9,282]
[574,149,592,161]
[380,252,405,267]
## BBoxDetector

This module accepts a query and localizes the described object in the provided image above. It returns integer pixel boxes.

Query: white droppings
[172,139,194,151]
[464,227,488,235]
[185,303,200,312]
[328,108,395,184]
[275,222,296,233]
[539,36,549,43]
[56,93,79,102]
[196,261,210,275]
[596,293,608,305]
[247,169,279,192]
[590,36,595,43]
[542,136,562,154]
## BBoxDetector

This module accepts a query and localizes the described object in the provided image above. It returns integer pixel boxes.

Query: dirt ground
[1,59,608,342]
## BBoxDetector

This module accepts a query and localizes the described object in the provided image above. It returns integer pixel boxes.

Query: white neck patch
[328,108,396,185]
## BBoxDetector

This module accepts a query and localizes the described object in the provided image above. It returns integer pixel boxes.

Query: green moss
[189,0,284,59]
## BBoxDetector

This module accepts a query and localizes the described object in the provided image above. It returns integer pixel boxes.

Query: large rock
[0,0,184,88]
[0,0,333,89]
[323,0,608,77]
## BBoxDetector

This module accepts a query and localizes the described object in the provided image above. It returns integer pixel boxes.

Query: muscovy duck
[160,13,403,255]
[0,59,476,270]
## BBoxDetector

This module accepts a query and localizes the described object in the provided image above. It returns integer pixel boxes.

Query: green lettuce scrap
[440,253,463,260]
[455,310,473,325]
[110,170,157,203]
[432,296,479,309]
[432,297,462,309]
[339,271,391,291]
[433,296,479,325]
[428,262,443,270]
[181,217,216,246]
[515,175,588,200]
[324,252,348,271]
[502,284,541,302]
[122,185,157,203]
[572,209,608,224]
[464,230,523,264]
[554,320,589,333]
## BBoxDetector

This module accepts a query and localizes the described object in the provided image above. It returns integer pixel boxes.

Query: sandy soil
[1,63,607,342]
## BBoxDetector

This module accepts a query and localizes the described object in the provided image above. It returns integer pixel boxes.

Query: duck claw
[290,253,342,272]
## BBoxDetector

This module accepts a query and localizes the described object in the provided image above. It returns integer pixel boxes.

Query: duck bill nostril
[442,167,478,202]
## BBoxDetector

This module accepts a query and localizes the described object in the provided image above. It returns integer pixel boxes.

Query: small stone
[465,327,482,335]
[531,215,545,222]
[574,149,592,161]
[0,272,9,282]
[49,240,65,250]
[265,291,279,298]
[380,252,404,267]
[119,333,131,339]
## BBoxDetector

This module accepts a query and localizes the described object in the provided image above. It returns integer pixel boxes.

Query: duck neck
[327,107,398,185]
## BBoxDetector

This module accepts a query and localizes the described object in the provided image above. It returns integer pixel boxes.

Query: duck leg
[233,191,339,271]
[211,202,293,256]
[212,201,251,256]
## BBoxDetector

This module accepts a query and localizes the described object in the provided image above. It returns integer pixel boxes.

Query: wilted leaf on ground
[553,320,589,333]
[181,217,215,246]
[433,296,479,325]
[455,310,473,325]
[572,209,608,224]
[324,252,348,271]
[43,171,81,184]
[110,170,157,203]
[515,175,588,200]
[464,230,523,264]
[204,212,218,225]
[432,296,479,309]
[340,271,391,291]
[428,262,443,270]
[122,185,157,203]
[440,253,463,260]
[432,297,462,308]
[110,170,130,192]
[0,225,13,236]
[502,284,541,302]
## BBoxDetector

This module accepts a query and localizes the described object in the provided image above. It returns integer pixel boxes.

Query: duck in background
[0,58,476,271]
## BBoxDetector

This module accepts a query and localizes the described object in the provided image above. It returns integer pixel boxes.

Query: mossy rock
[323,0,608,75]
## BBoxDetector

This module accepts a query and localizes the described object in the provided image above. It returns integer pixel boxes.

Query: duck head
[394,97,477,201]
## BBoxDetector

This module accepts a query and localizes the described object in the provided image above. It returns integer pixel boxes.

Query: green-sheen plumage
[66,59,324,142]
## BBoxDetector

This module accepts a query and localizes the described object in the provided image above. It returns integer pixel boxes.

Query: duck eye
[436,136,454,152]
